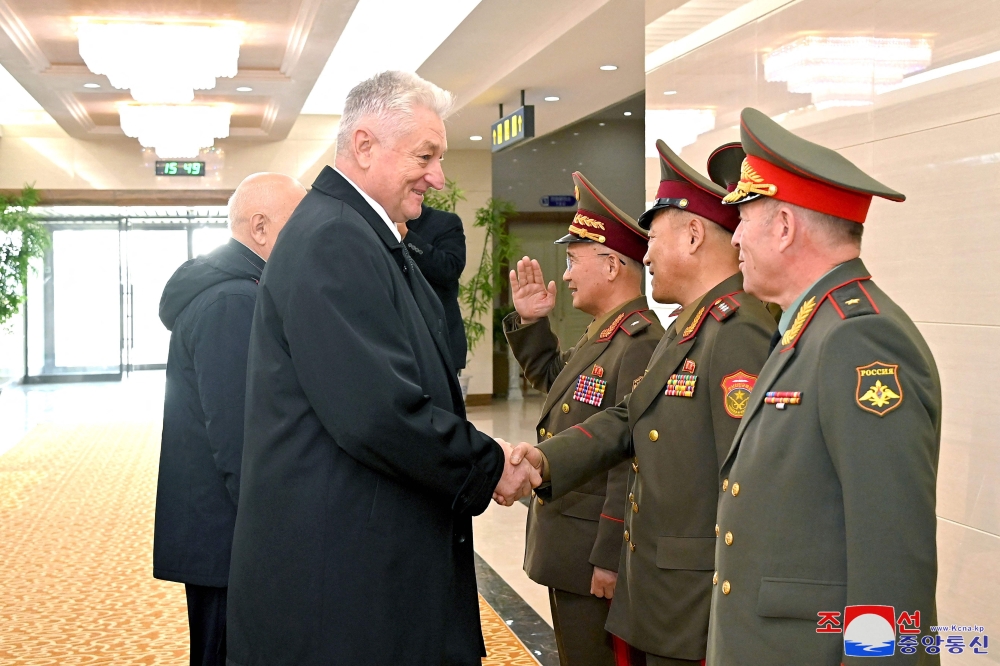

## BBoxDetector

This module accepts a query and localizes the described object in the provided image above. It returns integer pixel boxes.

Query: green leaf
[0,185,49,327]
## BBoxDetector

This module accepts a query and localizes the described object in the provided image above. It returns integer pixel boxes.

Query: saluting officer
[504,172,664,666]
[509,142,776,666]
[708,108,941,666]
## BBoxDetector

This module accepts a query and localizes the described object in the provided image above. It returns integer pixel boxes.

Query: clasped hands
[492,440,545,506]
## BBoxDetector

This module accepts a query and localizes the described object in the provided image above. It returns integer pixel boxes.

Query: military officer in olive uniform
[707,108,941,666]
[504,172,664,666]
[509,142,777,665]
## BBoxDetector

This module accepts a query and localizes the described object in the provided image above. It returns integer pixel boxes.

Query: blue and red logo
[843,606,897,656]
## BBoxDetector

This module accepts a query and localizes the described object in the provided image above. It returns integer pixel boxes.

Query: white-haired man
[155,172,306,666]
[226,71,539,666]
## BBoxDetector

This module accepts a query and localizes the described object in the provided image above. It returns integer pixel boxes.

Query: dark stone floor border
[475,552,558,666]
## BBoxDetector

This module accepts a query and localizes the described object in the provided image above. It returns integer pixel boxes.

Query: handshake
[492,439,545,506]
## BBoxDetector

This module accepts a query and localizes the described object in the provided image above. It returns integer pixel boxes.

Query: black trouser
[185,584,228,666]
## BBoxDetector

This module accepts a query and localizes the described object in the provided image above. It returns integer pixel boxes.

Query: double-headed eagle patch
[855,361,903,416]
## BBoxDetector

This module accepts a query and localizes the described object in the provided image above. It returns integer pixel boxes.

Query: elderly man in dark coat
[225,71,539,666]
[154,172,306,666]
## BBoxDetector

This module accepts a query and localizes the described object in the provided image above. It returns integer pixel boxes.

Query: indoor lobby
[1,0,998,664]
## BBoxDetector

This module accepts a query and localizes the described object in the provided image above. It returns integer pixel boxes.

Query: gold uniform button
[629,542,635,552]
[732,482,740,497]
[629,493,635,503]
[562,403,570,413]
[531,490,536,498]
[539,428,546,437]
[715,524,720,537]
[722,580,731,595]
[648,429,659,442]
[547,433,553,439]
[537,497,544,505]
[632,462,639,473]
[713,571,718,585]
[722,478,729,492]
[632,503,638,514]
[725,531,733,546]
[624,530,630,542]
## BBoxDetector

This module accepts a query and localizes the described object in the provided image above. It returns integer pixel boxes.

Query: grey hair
[762,198,863,247]
[336,71,455,152]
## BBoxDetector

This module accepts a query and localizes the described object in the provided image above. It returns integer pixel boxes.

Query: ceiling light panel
[764,36,932,109]
[302,0,483,115]
[646,0,752,56]
[119,104,232,158]
[646,109,716,155]
[77,20,242,104]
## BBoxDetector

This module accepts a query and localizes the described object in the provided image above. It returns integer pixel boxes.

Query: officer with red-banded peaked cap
[504,171,664,666]
[708,108,942,666]
[521,144,776,666]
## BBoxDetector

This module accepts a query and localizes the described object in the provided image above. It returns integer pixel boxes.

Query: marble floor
[0,373,559,664]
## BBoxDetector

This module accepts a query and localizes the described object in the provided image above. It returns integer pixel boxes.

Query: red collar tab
[737,156,872,223]
[780,277,872,351]
[597,309,650,342]
[710,293,742,322]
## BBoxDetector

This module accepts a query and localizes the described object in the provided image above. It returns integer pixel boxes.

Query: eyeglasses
[566,252,627,271]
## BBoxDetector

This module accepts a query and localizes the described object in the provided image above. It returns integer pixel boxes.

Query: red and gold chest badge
[721,370,757,418]
[855,361,903,416]
[682,358,696,373]
[592,364,605,378]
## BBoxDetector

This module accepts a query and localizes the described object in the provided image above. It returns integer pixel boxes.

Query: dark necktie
[769,329,782,353]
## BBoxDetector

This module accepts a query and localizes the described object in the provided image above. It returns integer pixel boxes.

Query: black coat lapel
[311,167,462,406]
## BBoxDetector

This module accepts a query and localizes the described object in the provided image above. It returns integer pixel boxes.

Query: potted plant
[0,186,49,390]
[459,197,518,400]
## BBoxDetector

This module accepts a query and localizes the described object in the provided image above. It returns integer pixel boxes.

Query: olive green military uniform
[708,108,941,665]
[505,171,664,666]
[537,273,776,665]
[505,296,663,665]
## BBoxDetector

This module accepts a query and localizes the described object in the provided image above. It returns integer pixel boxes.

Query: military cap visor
[723,108,905,223]
[638,139,742,233]
[555,172,648,263]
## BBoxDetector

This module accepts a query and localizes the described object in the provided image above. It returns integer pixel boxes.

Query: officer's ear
[773,205,798,253]
[249,212,269,248]
[686,215,707,254]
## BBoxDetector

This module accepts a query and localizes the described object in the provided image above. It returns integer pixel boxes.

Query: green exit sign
[491,106,534,153]
[156,160,206,176]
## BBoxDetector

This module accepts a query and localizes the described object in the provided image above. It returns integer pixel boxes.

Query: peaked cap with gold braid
[638,139,743,232]
[722,108,905,223]
[555,172,648,263]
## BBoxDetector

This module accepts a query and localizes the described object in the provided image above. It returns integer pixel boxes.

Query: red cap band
[570,208,648,263]
[746,156,872,223]
[654,180,740,232]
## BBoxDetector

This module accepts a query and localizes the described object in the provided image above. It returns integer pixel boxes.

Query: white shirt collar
[334,167,401,242]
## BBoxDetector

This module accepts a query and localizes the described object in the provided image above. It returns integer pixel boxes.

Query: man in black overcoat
[155,173,306,666]
[401,204,467,370]
[225,71,539,666]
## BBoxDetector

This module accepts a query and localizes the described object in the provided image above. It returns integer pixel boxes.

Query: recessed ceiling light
[598,122,606,126]
[84,83,101,88]
[624,111,632,116]
[469,135,482,141]
[600,65,618,71]
[236,86,253,92]
[663,90,678,95]
[544,96,560,102]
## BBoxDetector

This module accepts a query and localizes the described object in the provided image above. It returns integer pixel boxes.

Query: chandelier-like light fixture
[78,20,242,103]
[119,104,232,158]
[764,36,932,109]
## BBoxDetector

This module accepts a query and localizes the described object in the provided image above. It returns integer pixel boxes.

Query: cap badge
[679,198,689,208]
[781,296,816,346]
[723,159,779,204]
[574,185,580,201]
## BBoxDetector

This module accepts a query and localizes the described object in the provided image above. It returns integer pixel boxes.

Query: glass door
[122,228,188,371]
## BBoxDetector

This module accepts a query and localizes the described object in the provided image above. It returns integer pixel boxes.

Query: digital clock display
[156,161,206,177]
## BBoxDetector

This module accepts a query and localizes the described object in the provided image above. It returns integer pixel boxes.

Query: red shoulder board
[597,309,651,342]
[780,277,874,351]
[679,292,742,342]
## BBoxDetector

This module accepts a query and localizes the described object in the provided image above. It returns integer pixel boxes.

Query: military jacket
[537,273,775,660]
[708,259,941,666]
[505,295,664,596]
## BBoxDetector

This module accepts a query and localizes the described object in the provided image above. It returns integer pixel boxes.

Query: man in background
[154,172,307,666]
[400,204,467,370]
